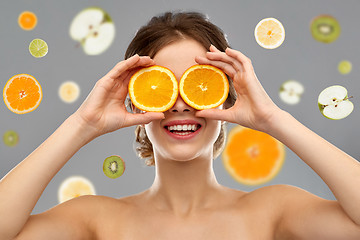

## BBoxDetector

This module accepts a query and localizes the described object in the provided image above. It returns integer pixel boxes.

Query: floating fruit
[222,126,285,185]
[18,11,37,30]
[254,17,285,49]
[3,74,42,114]
[29,38,48,58]
[58,176,96,203]
[318,85,353,120]
[103,155,125,179]
[70,7,115,55]
[3,130,19,147]
[310,15,341,43]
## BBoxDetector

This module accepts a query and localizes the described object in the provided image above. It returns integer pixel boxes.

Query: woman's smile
[163,119,202,140]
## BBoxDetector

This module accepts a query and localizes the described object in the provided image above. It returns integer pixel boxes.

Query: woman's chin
[158,148,211,164]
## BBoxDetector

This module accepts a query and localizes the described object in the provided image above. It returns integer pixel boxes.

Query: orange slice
[222,125,285,185]
[3,74,43,114]
[18,11,37,30]
[179,65,229,110]
[128,65,178,112]
[254,17,285,49]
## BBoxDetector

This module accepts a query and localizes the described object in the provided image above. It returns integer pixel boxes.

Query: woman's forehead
[153,39,207,79]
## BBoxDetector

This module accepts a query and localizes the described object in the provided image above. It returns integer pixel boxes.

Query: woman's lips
[163,120,202,140]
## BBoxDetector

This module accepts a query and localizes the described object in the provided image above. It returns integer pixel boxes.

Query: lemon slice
[58,81,80,103]
[254,17,285,49]
[29,39,48,58]
[58,176,96,203]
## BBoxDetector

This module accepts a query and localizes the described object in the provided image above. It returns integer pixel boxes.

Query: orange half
[18,11,37,30]
[222,125,285,185]
[179,64,229,110]
[3,74,43,114]
[128,65,178,112]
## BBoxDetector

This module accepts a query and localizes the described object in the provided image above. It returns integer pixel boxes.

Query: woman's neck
[146,154,223,217]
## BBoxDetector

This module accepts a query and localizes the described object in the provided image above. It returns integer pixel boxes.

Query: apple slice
[318,85,354,120]
[69,7,115,55]
[279,80,304,105]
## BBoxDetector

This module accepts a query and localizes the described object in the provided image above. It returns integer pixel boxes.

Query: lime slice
[3,130,19,147]
[29,38,48,58]
[58,81,80,103]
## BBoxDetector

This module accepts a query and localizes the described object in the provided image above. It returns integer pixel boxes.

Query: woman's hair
[125,11,237,166]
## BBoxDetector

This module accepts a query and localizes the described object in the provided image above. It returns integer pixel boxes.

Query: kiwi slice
[310,15,341,43]
[103,155,125,179]
[3,130,19,147]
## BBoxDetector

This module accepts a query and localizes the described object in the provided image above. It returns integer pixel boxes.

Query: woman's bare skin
[2,39,360,240]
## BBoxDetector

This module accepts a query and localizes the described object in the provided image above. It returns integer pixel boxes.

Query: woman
[1,11,360,239]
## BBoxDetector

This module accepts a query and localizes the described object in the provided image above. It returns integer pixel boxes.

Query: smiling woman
[1,10,360,240]
[126,12,236,166]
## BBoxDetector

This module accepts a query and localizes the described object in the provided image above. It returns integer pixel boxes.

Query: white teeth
[167,124,199,131]
[174,132,191,135]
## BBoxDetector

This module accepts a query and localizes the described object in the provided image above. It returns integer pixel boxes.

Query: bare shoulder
[15,195,106,239]
[232,185,317,235]
[241,184,321,204]
[240,184,328,219]
[246,184,360,239]
[237,184,304,204]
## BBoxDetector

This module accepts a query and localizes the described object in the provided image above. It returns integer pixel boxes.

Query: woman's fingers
[207,51,243,72]
[209,44,221,53]
[124,112,165,127]
[95,55,155,99]
[202,46,254,74]
[106,54,139,79]
[225,48,254,73]
[196,46,248,79]
[106,55,155,80]
[195,55,237,77]
[195,108,235,124]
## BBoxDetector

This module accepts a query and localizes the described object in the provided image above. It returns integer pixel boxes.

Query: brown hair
[125,11,237,166]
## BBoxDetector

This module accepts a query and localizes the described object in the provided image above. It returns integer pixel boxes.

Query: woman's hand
[72,54,164,139]
[195,45,281,133]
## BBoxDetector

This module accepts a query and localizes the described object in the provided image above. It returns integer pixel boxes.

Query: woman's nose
[168,95,193,113]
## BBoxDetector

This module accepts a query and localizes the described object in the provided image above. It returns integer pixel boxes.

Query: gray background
[1,0,359,214]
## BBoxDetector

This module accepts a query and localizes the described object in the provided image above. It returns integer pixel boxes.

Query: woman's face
[144,38,222,162]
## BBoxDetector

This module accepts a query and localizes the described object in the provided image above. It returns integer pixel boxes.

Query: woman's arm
[0,115,94,240]
[195,46,360,238]
[268,109,360,226]
[0,55,162,240]
[268,109,360,239]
